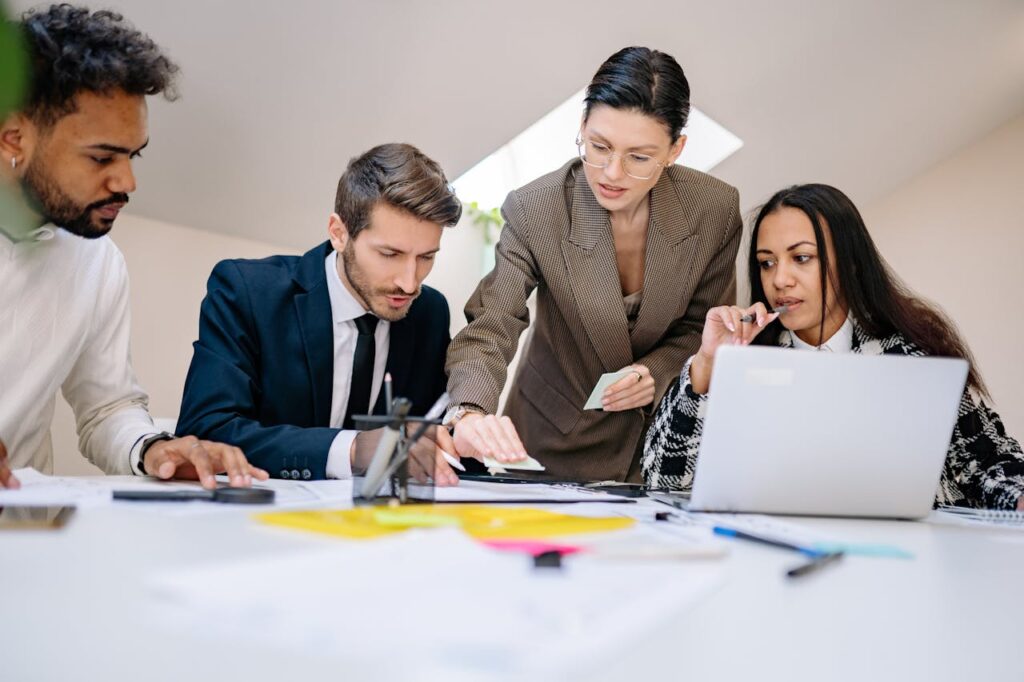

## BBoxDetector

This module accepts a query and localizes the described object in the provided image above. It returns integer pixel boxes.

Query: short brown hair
[335,143,461,239]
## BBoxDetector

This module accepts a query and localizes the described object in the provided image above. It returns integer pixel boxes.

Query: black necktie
[343,313,379,429]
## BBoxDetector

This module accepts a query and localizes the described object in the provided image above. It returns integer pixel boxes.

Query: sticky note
[584,370,633,410]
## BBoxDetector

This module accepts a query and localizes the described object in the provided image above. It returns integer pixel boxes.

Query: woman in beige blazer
[444,47,742,482]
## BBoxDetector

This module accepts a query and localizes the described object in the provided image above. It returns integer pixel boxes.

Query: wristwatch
[136,431,175,475]
[442,403,485,429]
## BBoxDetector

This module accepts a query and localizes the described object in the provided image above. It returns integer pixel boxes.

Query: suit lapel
[293,242,335,426]
[562,169,633,373]
[630,169,698,354]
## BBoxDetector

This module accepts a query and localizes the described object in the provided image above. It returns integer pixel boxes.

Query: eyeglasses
[576,135,668,180]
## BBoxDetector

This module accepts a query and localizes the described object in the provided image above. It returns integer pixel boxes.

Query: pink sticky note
[479,539,585,557]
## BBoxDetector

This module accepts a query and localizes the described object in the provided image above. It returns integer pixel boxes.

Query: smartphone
[0,505,76,529]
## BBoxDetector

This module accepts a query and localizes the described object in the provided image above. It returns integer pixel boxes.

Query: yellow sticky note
[255,505,633,541]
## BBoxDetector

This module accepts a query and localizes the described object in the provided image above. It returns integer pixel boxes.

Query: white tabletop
[1,483,1021,682]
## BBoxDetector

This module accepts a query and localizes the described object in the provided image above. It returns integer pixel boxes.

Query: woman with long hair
[642,183,1024,510]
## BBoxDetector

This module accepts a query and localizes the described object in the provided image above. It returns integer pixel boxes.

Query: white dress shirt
[324,251,390,479]
[791,315,853,353]
[0,224,157,475]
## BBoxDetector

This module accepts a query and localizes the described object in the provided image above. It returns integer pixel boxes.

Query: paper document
[0,468,114,507]
[584,370,633,409]
[672,510,913,558]
[0,468,352,514]
[427,479,627,503]
[147,529,725,677]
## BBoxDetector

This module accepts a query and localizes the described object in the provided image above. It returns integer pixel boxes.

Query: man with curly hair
[0,4,266,489]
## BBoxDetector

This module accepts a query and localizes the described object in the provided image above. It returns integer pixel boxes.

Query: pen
[740,305,788,323]
[384,372,393,415]
[441,450,466,472]
[786,551,844,579]
[712,526,821,557]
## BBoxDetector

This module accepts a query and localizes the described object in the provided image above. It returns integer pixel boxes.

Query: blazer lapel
[630,169,698,354]
[293,242,335,426]
[561,169,633,373]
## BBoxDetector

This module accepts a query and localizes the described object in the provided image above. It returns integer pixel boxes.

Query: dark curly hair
[18,3,179,126]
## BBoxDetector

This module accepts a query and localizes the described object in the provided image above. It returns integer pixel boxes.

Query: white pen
[441,450,466,472]
[740,305,788,324]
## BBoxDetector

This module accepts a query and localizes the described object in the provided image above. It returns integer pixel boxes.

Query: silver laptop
[688,346,968,519]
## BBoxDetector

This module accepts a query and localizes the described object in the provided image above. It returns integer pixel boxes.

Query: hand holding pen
[689,303,786,394]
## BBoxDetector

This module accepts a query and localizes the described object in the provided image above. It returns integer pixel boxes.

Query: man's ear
[327,213,350,252]
[0,112,33,172]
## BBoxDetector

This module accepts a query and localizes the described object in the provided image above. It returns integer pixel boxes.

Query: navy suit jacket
[176,241,450,479]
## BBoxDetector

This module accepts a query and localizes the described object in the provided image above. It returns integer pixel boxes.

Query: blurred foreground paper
[146,529,725,678]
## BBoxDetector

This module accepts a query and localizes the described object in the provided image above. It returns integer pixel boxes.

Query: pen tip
[385,372,392,380]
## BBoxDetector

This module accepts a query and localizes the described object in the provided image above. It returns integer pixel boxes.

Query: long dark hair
[749,183,988,397]
[584,46,690,140]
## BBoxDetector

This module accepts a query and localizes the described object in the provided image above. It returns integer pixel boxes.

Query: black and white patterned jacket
[641,322,1024,510]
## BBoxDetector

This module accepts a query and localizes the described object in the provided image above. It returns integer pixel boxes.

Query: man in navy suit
[177,143,462,484]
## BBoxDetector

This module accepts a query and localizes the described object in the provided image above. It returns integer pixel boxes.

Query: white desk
[1,489,1021,681]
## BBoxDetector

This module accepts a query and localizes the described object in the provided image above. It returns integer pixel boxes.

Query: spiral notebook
[934,505,1024,528]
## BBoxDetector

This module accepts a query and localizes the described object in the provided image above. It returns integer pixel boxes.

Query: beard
[20,159,128,239]
[341,241,420,322]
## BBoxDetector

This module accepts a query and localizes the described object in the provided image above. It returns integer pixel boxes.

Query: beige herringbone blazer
[446,159,741,481]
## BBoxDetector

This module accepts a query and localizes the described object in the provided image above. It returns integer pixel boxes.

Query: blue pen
[712,526,823,558]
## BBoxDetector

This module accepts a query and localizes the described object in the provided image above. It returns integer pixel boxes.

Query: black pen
[787,551,844,579]
[740,305,788,323]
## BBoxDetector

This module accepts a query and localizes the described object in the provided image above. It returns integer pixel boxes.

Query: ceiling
[12,0,1024,249]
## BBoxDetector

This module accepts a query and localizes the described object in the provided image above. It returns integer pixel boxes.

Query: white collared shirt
[791,315,854,353]
[0,224,157,475]
[324,251,390,478]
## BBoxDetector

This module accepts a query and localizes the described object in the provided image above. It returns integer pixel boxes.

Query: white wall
[51,214,297,475]
[863,113,1024,437]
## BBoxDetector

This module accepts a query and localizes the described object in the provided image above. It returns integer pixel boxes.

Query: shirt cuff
[325,430,358,479]
[128,432,161,476]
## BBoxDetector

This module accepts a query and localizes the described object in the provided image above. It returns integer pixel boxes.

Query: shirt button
[301,469,312,480]
[280,469,291,479]
[291,469,301,480]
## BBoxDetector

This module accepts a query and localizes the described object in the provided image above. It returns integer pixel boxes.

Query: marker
[786,551,844,579]
[740,305,788,324]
